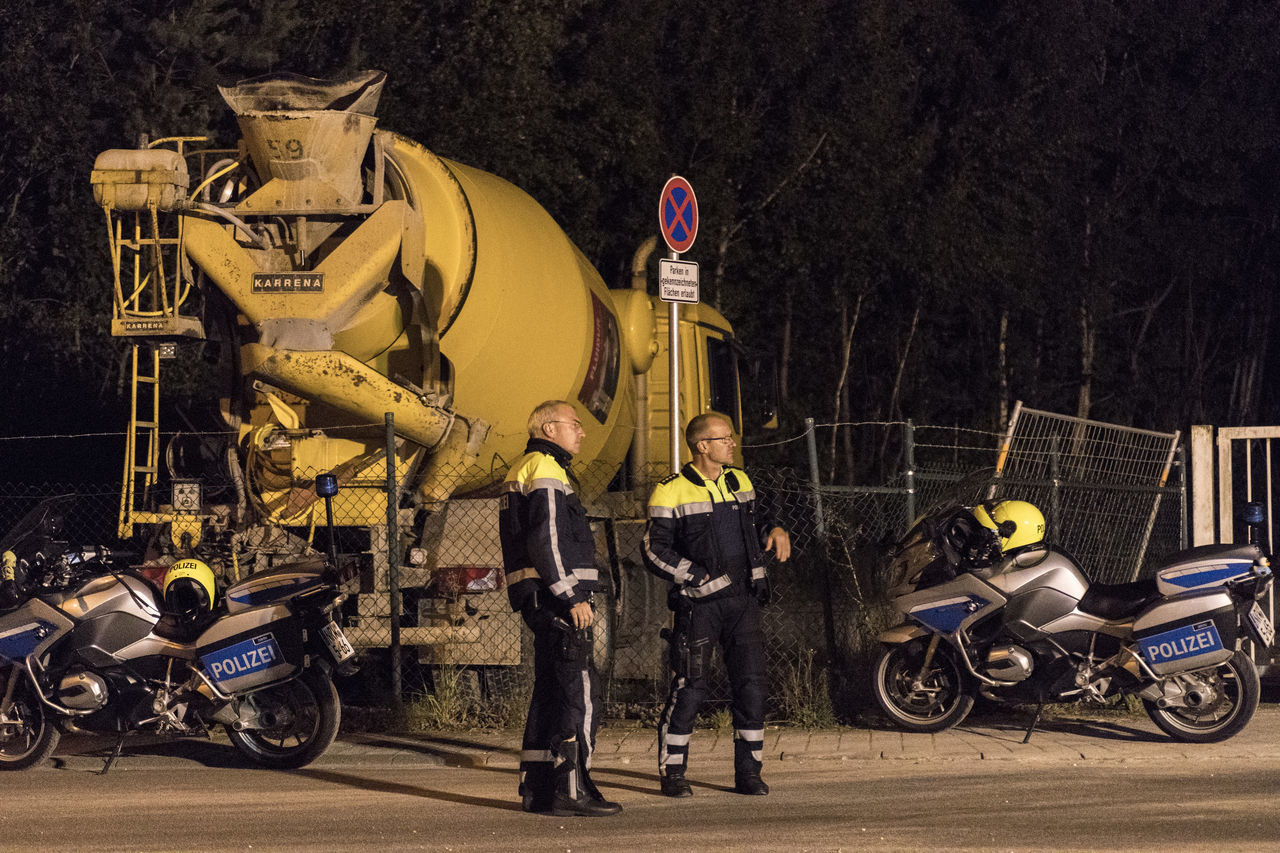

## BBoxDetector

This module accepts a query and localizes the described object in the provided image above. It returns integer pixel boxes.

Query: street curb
[44,704,1280,772]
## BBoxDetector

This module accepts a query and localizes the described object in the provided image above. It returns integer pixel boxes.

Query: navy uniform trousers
[518,605,601,805]
[657,592,767,779]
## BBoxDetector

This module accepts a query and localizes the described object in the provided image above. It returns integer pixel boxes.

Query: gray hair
[528,400,573,438]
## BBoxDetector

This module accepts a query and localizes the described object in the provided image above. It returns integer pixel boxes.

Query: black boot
[660,770,693,798]
[519,762,554,813]
[734,735,768,795]
[581,769,623,811]
[734,773,769,795]
[551,744,622,817]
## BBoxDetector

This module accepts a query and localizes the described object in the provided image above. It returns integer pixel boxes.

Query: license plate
[320,620,355,662]
[1247,601,1275,649]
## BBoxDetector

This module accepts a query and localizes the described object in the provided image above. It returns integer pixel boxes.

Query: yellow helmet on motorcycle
[974,500,1045,552]
[163,558,216,620]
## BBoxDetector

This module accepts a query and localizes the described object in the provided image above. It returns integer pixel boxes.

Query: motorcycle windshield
[0,495,74,556]
[914,467,1001,523]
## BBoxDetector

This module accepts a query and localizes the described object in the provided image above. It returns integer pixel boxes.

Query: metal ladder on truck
[120,346,164,539]
[91,136,210,542]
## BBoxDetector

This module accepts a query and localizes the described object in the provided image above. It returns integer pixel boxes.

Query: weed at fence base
[777,648,836,728]
[405,665,477,730]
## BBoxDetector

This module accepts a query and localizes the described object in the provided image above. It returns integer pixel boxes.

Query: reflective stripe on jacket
[499,442,598,613]
[643,463,772,603]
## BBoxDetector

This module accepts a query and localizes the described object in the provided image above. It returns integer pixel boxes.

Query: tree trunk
[779,289,793,406]
[841,375,855,483]
[1077,203,1095,422]
[1076,296,1094,422]
[877,298,922,474]
[885,298,921,422]
[1230,302,1270,425]
[713,224,730,313]
[827,291,863,483]
[998,309,1010,429]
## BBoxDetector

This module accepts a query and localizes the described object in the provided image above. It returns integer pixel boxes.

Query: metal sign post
[669,283,680,473]
[658,176,699,473]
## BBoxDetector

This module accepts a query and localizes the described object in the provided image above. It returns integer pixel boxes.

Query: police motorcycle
[0,476,358,771]
[873,477,1274,743]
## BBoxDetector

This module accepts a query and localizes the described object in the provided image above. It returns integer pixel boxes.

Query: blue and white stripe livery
[909,595,989,634]
[1156,561,1253,596]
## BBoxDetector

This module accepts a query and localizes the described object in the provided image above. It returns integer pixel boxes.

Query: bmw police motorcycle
[0,485,358,771]
[874,482,1275,743]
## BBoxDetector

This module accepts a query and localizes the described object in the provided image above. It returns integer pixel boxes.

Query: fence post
[1131,435,1185,580]
[1049,434,1061,537]
[805,418,825,538]
[385,412,403,718]
[904,420,916,530]
[1177,445,1188,552]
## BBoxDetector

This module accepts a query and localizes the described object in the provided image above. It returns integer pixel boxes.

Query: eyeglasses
[701,435,735,444]
[552,419,585,432]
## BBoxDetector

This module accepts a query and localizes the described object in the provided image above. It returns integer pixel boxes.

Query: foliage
[404,664,479,729]
[698,706,734,733]
[776,647,837,729]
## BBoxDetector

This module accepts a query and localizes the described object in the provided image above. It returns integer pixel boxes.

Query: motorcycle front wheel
[873,638,975,732]
[227,666,341,769]
[1142,649,1259,743]
[0,667,60,770]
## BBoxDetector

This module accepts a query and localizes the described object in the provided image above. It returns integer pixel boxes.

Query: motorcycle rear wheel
[1142,649,1259,743]
[873,638,975,732]
[227,666,341,769]
[0,667,60,771]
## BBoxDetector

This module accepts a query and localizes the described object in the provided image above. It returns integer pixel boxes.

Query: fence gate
[995,403,1183,583]
[1190,425,1280,670]
[1189,425,1280,548]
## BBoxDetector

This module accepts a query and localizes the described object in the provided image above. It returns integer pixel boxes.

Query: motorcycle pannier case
[195,603,304,692]
[1132,589,1237,676]
[1153,544,1262,597]
[223,557,327,614]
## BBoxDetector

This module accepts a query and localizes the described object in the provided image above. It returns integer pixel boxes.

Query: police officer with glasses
[643,412,791,798]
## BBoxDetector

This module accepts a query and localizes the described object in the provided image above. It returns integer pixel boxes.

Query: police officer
[643,412,791,797]
[498,400,622,817]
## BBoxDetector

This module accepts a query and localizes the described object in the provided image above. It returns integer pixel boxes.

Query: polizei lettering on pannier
[202,633,283,684]
[1138,620,1223,665]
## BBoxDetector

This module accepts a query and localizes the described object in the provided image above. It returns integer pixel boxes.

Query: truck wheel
[872,639,974,732]
[227,667,341,768]
[0,667,60,770]
[1143,649,1259,743]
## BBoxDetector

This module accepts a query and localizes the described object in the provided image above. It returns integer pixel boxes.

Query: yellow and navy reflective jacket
[643,463,774,602]
[499,439,599,613]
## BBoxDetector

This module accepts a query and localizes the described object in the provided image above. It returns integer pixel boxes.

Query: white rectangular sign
[659,259,700,304]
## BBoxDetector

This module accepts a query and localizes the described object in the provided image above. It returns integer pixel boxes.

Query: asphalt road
[4,706,1280,851]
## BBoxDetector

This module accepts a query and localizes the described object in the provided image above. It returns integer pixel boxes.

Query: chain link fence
[0,417,1192,726]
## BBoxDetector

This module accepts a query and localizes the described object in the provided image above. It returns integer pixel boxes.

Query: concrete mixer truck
[89,70,767,676]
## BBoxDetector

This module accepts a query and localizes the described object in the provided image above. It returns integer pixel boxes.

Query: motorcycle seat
[1078,578,1160,620]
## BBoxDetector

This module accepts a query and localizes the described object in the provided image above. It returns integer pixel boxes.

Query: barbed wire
[0,419,982,444]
